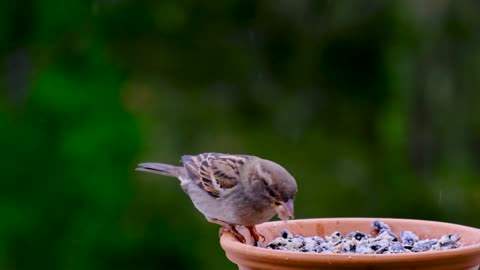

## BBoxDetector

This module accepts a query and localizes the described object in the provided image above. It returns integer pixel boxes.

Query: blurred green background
[1,0,480,269]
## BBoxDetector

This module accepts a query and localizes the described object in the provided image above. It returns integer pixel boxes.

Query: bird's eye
[267,187,276,197]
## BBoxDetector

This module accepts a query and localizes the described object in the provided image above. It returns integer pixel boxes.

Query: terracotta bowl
[220,218,480,270]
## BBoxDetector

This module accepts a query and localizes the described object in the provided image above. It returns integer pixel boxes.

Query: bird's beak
[275,199,294,220]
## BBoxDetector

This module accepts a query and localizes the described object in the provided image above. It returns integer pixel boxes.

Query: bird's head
[251,159,297,220]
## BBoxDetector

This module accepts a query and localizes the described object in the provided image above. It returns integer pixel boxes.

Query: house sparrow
[136,153,297,245]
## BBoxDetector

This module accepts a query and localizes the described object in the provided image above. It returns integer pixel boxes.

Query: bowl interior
[253,218,480,247]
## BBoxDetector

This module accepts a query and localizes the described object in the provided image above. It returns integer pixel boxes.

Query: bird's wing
[181,153,251,198]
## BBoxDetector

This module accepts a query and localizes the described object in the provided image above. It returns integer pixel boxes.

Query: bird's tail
[136,163,185,178]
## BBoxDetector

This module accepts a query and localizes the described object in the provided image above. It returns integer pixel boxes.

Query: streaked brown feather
[181,153,251,198]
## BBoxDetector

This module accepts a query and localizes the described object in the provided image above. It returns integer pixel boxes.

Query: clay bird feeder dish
[220,218,480,270]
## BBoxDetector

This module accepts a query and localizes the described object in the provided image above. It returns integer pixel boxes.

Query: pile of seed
[266,220,461,254]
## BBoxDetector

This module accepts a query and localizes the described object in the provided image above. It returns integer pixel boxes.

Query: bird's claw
[219,227,246,243]
[246,225,265,246]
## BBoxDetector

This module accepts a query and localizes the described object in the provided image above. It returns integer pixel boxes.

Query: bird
[136,152,297,245]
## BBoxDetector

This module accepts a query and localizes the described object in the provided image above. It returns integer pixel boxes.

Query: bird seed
[265,220,461,254]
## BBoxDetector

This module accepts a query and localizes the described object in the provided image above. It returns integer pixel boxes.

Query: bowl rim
[220,217,480,266]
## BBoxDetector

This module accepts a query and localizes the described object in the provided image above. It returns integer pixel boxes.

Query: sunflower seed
[265,220,462,254]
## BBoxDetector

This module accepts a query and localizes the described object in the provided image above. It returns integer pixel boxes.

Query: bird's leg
[246,225,265,246]
[209,218,246,243]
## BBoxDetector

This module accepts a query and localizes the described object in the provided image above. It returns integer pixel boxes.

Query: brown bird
[136,153,297,245]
